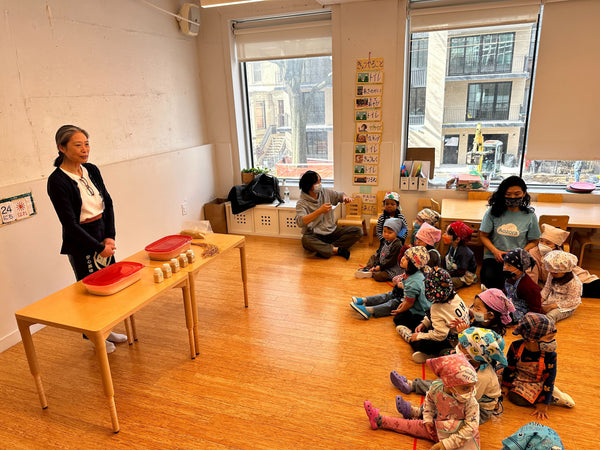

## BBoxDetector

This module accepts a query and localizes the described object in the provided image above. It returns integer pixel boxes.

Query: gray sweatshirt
[295,188,344,235]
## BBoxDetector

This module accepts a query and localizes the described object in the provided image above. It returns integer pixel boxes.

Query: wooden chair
[572,230,600,267]
[338,197,365,235]
[368,190,391,246]
[467,191,491,201]
[417,198,441,214]
[537,193,563,203]
[538,215,570,252]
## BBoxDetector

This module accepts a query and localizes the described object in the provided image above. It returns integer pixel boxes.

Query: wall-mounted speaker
[178,3,200,36]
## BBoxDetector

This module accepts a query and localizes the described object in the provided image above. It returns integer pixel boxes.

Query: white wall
[0,0,216,352]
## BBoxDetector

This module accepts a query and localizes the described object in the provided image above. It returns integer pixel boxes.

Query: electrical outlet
[181,202,188,216]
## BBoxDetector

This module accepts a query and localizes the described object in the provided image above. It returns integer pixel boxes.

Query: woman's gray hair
[53,125,89,167]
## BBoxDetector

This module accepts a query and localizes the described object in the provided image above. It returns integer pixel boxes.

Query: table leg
[16,319,48,409]
[88,332,120,433]
[129,314,138,341]
[188,275,200,356]
[181,280,197,359]
[238,243,249,308]
[124,318,133,345]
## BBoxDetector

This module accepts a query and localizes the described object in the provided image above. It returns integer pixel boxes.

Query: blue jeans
[364,291,402,318]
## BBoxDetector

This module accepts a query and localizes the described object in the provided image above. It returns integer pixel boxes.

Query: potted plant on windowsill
[241,167,270,184]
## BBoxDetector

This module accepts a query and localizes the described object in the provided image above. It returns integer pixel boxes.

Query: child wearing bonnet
[541,250,582,323]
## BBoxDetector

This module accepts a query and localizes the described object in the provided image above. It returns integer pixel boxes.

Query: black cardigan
[47,163,115,255]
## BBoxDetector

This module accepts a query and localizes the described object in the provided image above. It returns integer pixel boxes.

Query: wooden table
[439,198,600,254]
[15,267,192,433]
[126,233,248,355]
[15,233,247,433]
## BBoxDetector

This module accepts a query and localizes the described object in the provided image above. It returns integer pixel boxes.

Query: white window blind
[408,0,540,33]
[234,12,332,62]
[526,0,600,160]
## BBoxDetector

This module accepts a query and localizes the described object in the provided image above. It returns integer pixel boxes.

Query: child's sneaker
[351,296,365,305]
[354,268,372,278]
[551,386,575,408]
[396,325,413,343]
[350,302,371,319]
[412,351,434,364]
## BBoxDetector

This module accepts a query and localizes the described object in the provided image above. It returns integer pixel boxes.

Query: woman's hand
[100,244,115,258]
[342,196,353,204]
[531,403,549,420]
[492,248,506,263]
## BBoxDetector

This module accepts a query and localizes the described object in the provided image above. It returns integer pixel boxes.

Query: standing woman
[47,125,126,353]
[479,176,540,290]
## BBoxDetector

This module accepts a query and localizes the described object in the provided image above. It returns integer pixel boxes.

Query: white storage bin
[226,203,254,234]
[279,209,302,238]
[253,206,279,235]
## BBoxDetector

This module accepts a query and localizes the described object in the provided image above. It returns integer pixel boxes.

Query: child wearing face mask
[452,288,515,337]
[502,313,575,420]
[364,353,480,450]
[502,248,542,323]
[396,267,470,364]
[392,327,506,425]
[354,218,406,281]
[442,221,478,289]
[350,246,431,323]
[527,223,600,298]
[411,208,440,245]
[541,250,582,322]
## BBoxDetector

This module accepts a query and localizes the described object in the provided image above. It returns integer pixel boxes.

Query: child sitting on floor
[355,218,406,281]
[411,208,441,245]
[442,221,478,289]
[502,312,575,420]
[364,353,480,449]
[503,248,543,323]
[396,267,470,363]
[541,250,582,323]
[452,288,515,337]
[350,247,430,328]
[392,327,507,425]
[414,222,443,268]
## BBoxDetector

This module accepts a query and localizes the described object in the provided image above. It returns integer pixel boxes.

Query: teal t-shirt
[403,271,431,316]
[480,208,541,259]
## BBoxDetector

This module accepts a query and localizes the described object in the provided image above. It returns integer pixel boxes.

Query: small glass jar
[162,263,172,278]
[178,253,188,268]
[153,267,164,283]
[186,249,196,263]
[169,258,180,273]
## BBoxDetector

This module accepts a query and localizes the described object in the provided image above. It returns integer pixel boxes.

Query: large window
[244,57,333,179]
[406,23,536,184]
[406,2,598,187]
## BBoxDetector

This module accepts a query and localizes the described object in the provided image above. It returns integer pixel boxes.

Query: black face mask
[503,270,516,279]
[505,197,523,208]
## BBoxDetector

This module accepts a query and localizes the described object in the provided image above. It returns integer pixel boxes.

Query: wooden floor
[1,236,600,449]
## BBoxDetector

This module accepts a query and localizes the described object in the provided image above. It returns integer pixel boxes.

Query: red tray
[82,261,144,295]
[145,235,192,260]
